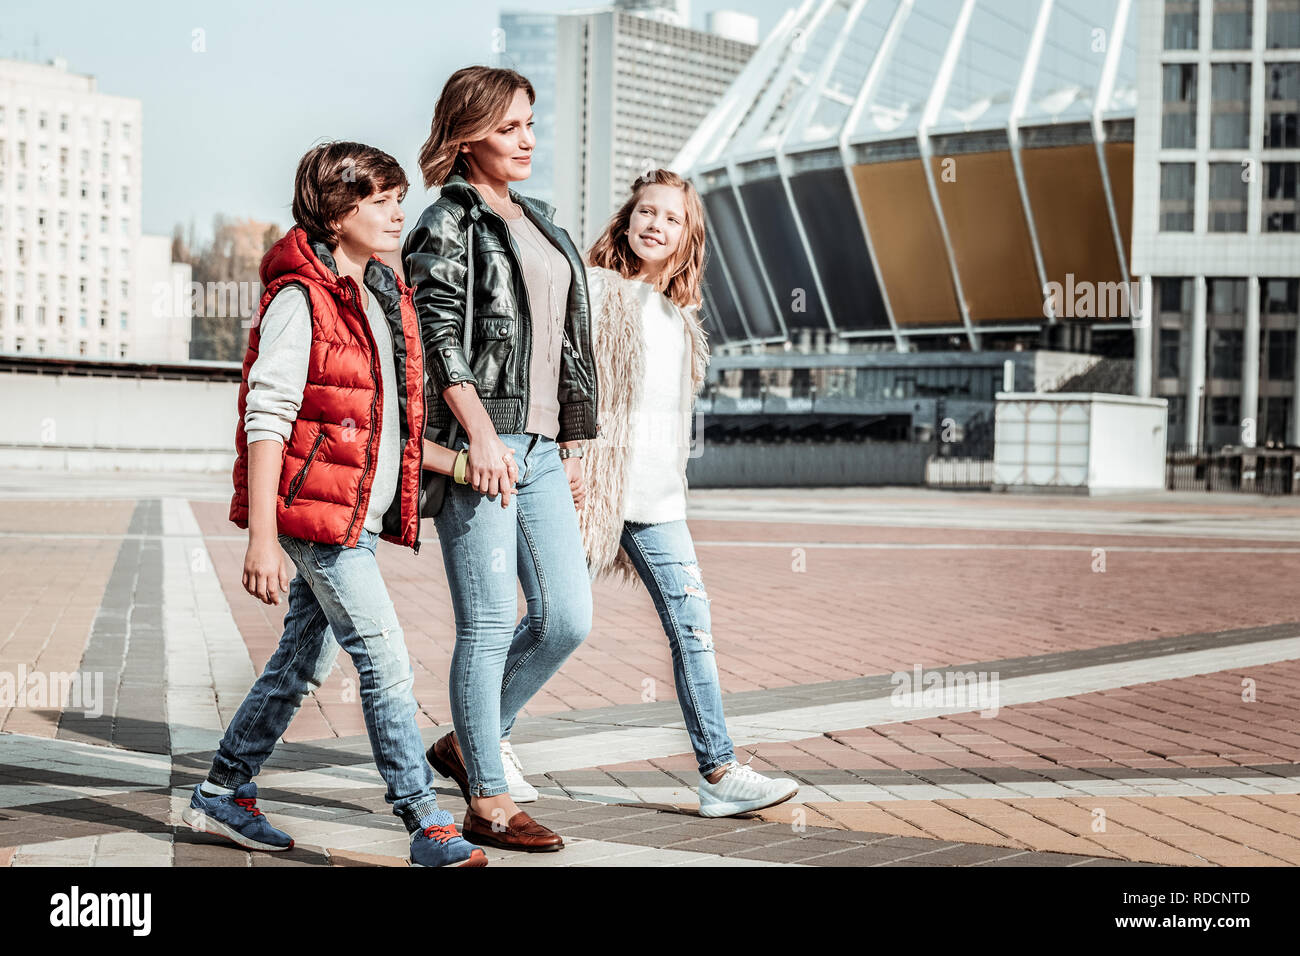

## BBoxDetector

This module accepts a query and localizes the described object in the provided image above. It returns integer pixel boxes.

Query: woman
[402,66,599,852]
[579,169,798,817]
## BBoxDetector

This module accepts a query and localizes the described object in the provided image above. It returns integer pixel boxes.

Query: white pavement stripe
[11,832,174,867]
[687,502,1300,541]
[514,634,1300,778]
[161,497,256,756]
[693,540,1300,554]
[0,732,171,810]
[725,634,1300,737]
[478,838,799,868]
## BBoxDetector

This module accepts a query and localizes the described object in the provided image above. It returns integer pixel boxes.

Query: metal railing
[1166,445,1299,495]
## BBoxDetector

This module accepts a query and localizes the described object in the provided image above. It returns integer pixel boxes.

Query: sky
[1,0,794,243]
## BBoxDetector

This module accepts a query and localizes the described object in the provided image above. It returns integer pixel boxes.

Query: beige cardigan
[578,266,710,587]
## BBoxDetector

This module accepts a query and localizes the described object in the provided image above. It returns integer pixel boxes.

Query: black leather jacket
[402,174,600,446]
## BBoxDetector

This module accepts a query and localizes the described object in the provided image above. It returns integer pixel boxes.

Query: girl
[579,169,799,817]
[403,67,600,852]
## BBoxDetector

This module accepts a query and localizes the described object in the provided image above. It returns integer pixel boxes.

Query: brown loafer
[462,808,564,853]
[427,731,471,803]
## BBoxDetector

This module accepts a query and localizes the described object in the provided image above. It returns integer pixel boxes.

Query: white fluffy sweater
[579,265,710,586]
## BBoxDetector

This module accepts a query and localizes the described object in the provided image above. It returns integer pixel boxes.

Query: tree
[176,216,283,361]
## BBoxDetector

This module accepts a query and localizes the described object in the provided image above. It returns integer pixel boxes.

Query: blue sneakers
[410,809,488,868]
[182,782,295,852]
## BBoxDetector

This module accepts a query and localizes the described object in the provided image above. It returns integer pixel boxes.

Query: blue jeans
[620,519,736,777]
[435,433,592,797]
[209,529,441,833]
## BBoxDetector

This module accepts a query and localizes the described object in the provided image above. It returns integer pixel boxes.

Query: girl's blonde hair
[418,66,535,188]
[586,169,705,312]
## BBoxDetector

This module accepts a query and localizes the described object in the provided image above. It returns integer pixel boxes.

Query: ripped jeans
[207,529,441,833]
[620,519,736,777]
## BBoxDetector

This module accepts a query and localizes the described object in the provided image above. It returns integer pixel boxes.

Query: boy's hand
[244,536,291,605]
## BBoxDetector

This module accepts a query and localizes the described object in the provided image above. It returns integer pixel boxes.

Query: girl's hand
[243,536,290,605]
[468,432,519,507]
[564,457,585,511]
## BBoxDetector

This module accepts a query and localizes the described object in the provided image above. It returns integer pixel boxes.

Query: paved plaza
[2,471,1299,867]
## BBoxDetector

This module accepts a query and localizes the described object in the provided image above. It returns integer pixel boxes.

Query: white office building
[520,5,756,245]
[1132,0,1300,447]
[0,57,190,363]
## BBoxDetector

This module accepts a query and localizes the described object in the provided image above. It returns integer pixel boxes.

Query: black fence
[1166,445,1300,495]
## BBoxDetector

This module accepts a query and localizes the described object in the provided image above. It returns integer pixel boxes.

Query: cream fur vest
[578,266,710,587]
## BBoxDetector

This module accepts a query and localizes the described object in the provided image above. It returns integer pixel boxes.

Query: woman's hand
[467,432,519,507]
[243,535,290,605]
[564,457,585,511]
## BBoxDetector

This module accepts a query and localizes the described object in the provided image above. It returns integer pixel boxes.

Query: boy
[182,142,486,867]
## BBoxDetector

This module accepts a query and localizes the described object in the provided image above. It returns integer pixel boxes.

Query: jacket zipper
[284,430,325,506]
[343,276,380,545]
[412,298,426,555]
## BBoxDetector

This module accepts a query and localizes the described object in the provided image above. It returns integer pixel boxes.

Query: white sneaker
[697,761,799,818]
[500,739,538,803]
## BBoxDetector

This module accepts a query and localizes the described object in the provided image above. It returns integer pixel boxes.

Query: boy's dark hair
[292,141,409,247]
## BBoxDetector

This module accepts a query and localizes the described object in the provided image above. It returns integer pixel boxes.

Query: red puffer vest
[229,227,426,552]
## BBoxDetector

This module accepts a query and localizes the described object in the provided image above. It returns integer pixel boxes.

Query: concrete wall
[2,368,940,487]
[0,370,238,472]
[686,440,931,488]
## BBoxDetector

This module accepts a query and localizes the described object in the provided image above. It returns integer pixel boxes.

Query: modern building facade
[1131,0,1300,448]
[498,12,562,210]
[675,0,1140,359]
[0,57,190,363]
[550,6,757,244]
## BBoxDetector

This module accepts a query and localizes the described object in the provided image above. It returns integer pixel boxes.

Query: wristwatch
[558,446,584,460]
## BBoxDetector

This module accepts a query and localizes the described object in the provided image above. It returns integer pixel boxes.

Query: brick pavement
[0,476,1297,866]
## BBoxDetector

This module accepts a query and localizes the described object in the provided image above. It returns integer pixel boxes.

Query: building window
[1209,162,1249,230]
[1266,329,1296,379]
[1211,64,1252,147]
[1208,279,1248,382]
[1264,161,1299,230]
[1161,163,1196,230]
[1268,0,1300,47]
[1264,277,1300,315]
[1163,65,1199,148]
[1214,0,1253,47]
[1167,0,1202,48]
[1210,395,1242,426]
[1266,63,1300,148]
[1263,397,1292,443]
[1159,328,1185,379]
[1210,277,1249,316]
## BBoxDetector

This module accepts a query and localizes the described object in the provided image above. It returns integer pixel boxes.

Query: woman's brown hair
[586,169,705,312]
[418,66,536,188]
